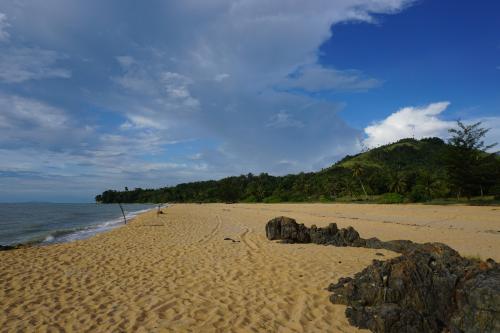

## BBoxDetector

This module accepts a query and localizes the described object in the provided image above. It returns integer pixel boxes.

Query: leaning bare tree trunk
[118,203,127,224]
[358,179,368,200]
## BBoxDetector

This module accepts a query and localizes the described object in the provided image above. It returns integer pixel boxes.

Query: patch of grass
[378,193,405,204]
[465,254,482,262]
[424,196,500,206]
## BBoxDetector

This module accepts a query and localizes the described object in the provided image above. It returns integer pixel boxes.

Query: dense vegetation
[96,123,500,204]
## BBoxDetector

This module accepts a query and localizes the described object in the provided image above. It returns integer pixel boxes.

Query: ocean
[0,203,158,246]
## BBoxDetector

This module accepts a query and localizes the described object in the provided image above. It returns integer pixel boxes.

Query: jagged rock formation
[265,216,500,333]
[265,216,364,246]
[329,243,500,332]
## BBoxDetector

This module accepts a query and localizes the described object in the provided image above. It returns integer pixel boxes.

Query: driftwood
[118,203,127,224]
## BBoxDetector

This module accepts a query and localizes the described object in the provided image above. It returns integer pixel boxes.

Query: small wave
[41,206,159,245]
[44,235,54,242]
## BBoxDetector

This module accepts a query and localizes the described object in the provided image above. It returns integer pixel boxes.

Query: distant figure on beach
[157,204,163,217]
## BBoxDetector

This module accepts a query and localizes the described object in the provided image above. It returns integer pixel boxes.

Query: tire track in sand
[197,215,222,243]
[240,228,259,251]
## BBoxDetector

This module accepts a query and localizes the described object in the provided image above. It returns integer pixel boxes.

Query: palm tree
[418,171,439,199]
[389,172,407,194]
[341,176,357,198]
[351,163,368,199]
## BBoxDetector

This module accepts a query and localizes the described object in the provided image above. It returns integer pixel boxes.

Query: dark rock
[264,216,500,332]
[451,264,500,332]
[280,217,310,243]
[328,277,352,291]
[0,243,30,251]
[265,217,362,246]
[379,240,420,254]
[0,245,16,251]
[310,223,337,244]
[365,237,385,249]
[329,243,500,333]
[265,216,311,243]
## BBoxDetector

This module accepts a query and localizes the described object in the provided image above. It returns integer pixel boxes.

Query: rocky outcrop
[450,259,500,332]
[265,216,310,243]
[329,243,499,333]
[265,217,500,333]
[265,216,364,246]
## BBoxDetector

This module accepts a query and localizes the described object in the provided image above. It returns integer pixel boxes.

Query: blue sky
[318,0,500,128]
[0,0,499,202]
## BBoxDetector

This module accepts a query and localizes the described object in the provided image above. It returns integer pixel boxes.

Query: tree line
[96,122,500,204]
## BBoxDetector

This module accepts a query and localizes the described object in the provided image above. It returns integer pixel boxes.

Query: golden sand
[1,203,499,332]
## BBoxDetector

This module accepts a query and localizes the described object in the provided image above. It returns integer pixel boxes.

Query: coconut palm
[418,171,440,198]
[389,172,407,194]
[351,163,368,199]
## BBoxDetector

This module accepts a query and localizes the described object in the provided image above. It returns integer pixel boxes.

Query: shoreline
[1,203,498,332]
[0,204,163,251]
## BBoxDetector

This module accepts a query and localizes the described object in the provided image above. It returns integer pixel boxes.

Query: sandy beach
[1,203,499,332]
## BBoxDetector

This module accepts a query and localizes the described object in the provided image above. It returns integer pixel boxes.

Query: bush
[319,195,333,203]
[289,193,306,202]
[241,195,258,203]
[378,193,405,204]
[263,195,282,203]
[408,185,431,203]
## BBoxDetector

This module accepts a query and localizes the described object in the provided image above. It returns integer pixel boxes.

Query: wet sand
[1,203,499,332]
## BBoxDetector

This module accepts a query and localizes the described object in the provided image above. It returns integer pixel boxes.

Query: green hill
[336,137,448,170]
[96,137,500,204]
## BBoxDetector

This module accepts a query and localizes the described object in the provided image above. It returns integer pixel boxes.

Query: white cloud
[214,73,230,82]
[0,0,416,200]
[161,72,197,103]
[113,59,200,124]
[363,101,500,149]
[363,102,453,147]
[0,93,68,130]
[116,55,135,68]
[125,114,167,130]
[0,12,71,83]
[281,64,381,92]
[0,12,10,42]
[266,110,304,128]
[0,47,71,83]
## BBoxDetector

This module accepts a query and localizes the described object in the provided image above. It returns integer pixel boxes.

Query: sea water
[0,203,158,246]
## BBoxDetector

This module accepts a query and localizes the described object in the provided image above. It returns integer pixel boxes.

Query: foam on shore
[42,206,163,245]
[0,203,498,332]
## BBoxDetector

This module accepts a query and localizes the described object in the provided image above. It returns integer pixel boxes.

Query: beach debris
[118,203,127,224]
[0,245,16,251]
[265,217,500,333]
[223,237,240,243]
[157,204,164,216]
[0,243,31,251]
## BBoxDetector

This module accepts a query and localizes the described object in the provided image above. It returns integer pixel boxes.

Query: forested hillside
[96,134,500,204]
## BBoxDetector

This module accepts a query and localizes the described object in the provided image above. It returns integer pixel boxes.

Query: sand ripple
[1,203,498,332]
